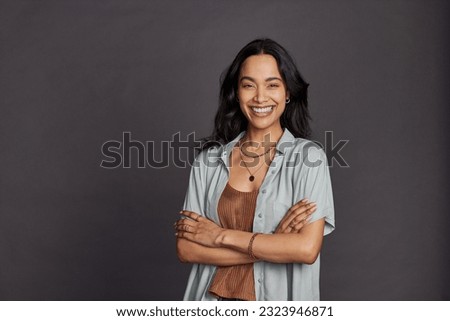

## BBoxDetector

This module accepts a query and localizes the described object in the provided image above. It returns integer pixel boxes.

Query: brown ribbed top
[208,182,258,301]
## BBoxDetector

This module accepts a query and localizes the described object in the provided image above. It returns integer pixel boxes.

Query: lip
[250,105,275,117]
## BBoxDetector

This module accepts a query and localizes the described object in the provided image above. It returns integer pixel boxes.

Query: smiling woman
[175,38,335,301]
[238,54,288,134]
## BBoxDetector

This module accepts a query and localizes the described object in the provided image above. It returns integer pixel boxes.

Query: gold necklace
[239,141,273,158]
[238,148,272,182]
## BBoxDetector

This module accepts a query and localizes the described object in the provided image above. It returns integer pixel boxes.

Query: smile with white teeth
[251,106,274,113]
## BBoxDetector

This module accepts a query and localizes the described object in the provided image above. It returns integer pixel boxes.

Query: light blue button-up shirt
[182,128,335,300]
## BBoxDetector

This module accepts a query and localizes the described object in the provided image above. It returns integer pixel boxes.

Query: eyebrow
[239,76,283,82]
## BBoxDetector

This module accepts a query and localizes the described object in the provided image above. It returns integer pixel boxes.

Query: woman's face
[237,54,289,133]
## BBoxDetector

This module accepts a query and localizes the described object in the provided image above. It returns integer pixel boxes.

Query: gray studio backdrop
[1,0,449,300]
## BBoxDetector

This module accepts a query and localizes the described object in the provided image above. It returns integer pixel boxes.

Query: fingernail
[179,210,183,214]
[302,199,309,203]
[174,232,178,236]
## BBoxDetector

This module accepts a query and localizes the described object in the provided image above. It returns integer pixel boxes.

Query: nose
[253,88,268,103]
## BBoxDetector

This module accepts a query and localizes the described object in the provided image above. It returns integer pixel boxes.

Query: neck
[244,126,284,145]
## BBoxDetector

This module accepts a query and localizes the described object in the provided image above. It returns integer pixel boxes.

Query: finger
[175,223,193,233]
[277,216,299,233]
[174,218,193,229]
[280,203,316,231]
[180,210,202,221]
[281,214,311,233]
[277,208,301,230]
[284,200,314,220]
[283,199,310,216]
[290,204,316,224]
[175,219,197,231]
[289,203,316,221]
[275,199,312,232]
[291,216,310,231]
[293,215,313,230]
[279,216,296,232]
[275,224,290,234]
[176,218,197,226]
[290,222,305,232]
[278,207,316,233]
[279,203,313,231]
[292,206,317,230]
[279,224,297,234]
[175,231,191,240]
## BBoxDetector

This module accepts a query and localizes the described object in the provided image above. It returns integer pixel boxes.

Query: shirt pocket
[271,201,292,232]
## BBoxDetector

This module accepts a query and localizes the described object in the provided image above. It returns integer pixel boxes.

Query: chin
[247,118,281,132]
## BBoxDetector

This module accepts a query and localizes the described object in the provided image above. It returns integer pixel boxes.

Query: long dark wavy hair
[202,38,311,150]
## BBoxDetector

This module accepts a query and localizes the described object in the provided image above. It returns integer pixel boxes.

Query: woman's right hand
[274,199,317,234]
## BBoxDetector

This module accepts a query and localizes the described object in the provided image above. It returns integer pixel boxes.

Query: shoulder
[190,145,225,177]
[193,132,243,169]
[194,145,222,164]
[283,137,328,165]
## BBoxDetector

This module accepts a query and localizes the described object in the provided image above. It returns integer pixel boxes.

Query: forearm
[176,210,324,265]
[218,219,325,264]
[176,238,256,266]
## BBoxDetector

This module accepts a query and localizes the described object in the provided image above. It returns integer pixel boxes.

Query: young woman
[175,38,335,301]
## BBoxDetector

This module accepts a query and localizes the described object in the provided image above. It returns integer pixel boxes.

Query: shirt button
[257,279,261,283]
[258,213,262,218]
[261,189,266,194]
[271,170,276,174]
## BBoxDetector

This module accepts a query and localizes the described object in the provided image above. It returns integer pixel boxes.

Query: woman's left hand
[275,199,316,234]
[175,210,224,248]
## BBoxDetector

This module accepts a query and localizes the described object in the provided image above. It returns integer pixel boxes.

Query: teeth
[251,106,273,113]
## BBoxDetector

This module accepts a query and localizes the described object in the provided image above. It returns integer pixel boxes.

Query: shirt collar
[219,128,296,165]
[275,128,296,154]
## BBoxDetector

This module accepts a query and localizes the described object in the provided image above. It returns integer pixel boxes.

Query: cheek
[238,89,251,102]
[273,90,287,102]
[238,101,248,116]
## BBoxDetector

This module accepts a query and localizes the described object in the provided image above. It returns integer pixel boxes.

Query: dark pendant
[249,175,255,182]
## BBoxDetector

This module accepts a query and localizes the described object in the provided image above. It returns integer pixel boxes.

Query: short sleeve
[296,144,335,236]
[182,151,207,217]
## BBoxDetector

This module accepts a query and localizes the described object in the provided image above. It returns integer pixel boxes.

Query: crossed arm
[175,199,325,266]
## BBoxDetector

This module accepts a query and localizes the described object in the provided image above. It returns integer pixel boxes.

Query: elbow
[296,242,321,265]
[303,249,320,265]
[177,252,189,264]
